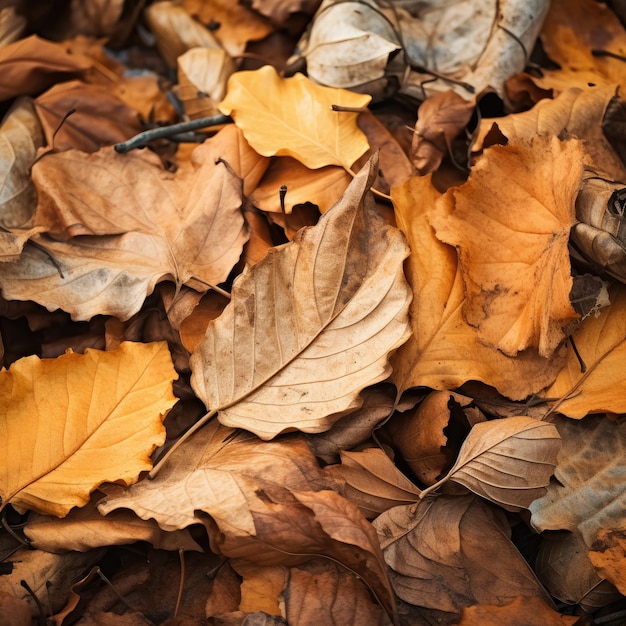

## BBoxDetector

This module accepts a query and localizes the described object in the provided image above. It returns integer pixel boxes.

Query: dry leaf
[0,341,177,516]
[0,592,30,626]
[99,422,396,622]
[457,596,579,626]
[0,7,25,47]
[234,561,287,616]
[252,0,321,28]
[390,174,565,400]
[69,0,125,37]
[530,415,626,552]
[431,135,582,357]
[589,529,626,595]
[328,447,422,519]
[0,147,246,321]
[373,495,550,616]
[190,157,411,439]
[544,283,626,417]
[422,416,560,511]
[219,65,371,170]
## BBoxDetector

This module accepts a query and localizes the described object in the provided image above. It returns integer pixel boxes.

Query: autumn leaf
[588,529,626,595]
[420,417,561,511]
[529,414,626,548]
[190,156,411,439]
[0,145,246,320]
[390,174,565,400]
[219,65,371,170]
[430,135,582,358]
[544,283,626,418]
[0,342,177,517]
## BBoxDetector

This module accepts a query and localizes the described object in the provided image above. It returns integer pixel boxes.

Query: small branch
[114,114,232,153]
[331,104,368,113]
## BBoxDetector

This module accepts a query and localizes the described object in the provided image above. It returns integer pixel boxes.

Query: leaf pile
[0,1,625,625]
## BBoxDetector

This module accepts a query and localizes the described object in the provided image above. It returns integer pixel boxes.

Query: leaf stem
[344,166,392,202]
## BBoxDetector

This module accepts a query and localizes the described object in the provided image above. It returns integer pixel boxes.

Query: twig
[114,114,231,153]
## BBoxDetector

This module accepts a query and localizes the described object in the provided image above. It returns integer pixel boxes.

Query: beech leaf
[0,342,177,517]
[219,65,371,170]
[423,417,561,511]
[190,156,411,439]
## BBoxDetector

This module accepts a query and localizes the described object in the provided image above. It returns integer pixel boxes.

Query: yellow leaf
[0,342,177,517]
[219,65,371,170]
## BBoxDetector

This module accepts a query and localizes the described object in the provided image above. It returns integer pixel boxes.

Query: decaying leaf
[190,157,411,439]
[421,416,560,511]
[0,342,177,516]
[589,529,626,595]
[390,174,565,400]
[431,135,582,358]
[530,414,626,548]
[219,65,371,170]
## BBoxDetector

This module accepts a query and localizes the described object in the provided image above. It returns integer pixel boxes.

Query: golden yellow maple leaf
[0,341,177,517]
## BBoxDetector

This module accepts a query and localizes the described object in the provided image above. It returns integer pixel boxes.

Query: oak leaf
[544,283,626,417]
[430,135,582,358]
[190,157,411,439]
[529,414,626,547]
[421,416,560,511]
[219,65,371,170]
[390,174,565,400]
[0,146,246,321]
[0,341,177,516]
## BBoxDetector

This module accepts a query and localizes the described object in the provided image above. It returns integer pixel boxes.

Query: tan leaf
[69,0,125,38]
[190,157,411,439]
[34,80,142,152]
[430,135,582,357]
[0,591,30,626]
[179,291,230,353]
[251,0,321,28]
[0,342,177,516]
[422,417,560,511]
[219,65,371,170]
[457,596,579,626]
[0,147,246,321]
[588,529,626,596]
[373,495,550,616]
[98,422,396,622]
[529,414,626,547]
[0,7,25,47]
[328,447,422,519]
[234,561,287,616]
[390,174,565,400]
[544,283,626,417]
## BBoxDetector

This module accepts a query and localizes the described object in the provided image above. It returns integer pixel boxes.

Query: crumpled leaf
[0,7,25,47]
[0,591,30,626]
[0,146,246,321]
[390,174,566,400]
[219,65,371,170]
[373,495,550,617]
[529,414,626,548]
[588,529,626,596]
[99,421,396,622]
[431,135,582,358]
[0,341,177,516]
[421,416,561,511]
[190,157,411,439]
[544,283,626,418]
[251,0,321,28]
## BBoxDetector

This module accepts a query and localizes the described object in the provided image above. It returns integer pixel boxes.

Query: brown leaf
[234,561,287,616]
[0,342,177,516]
[190,157,411,439]
[0,592,31,626]
[544,283,626,417]
[589,529,626,595]
[0,146,246,320]
[530,414,626,547]
[422,417,560,511]
[0,35,91,101]
[0,7,25,47]
[410,91,475,176]
[430,135,582,357]
[390,174,565,400]
[373,495,550,617]
[34,80,142,152]
[68,0,125,38]
[99,422,396,622]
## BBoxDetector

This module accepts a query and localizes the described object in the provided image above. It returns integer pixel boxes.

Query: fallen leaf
[34,80,142,152]
[421,416,561,511]
[204,562,241,619]
[99,421,396,622]
[529,414,626,547]
[234,561,287,616]
[0,7,25,47]
[544,283,626,417]
[373,495,550,617]
[457,596,579,626]
[190,157,411,439]
[219,65,371,170]
[68,0,125,38]
[430,135,582,357]
[0,591,30,626]
[390,174,565,400]
[252,0,324,28]
[0,147,246,321]
[589,529,626,595]
[327,447,422,519]
[0,341,177,516]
